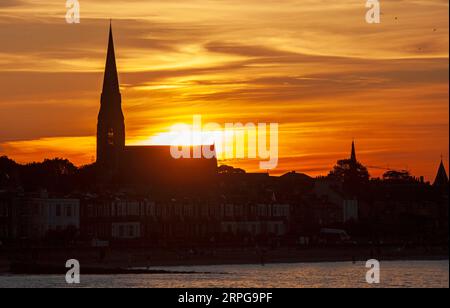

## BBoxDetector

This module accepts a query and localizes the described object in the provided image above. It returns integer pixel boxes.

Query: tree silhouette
[218,165,246,174]
[0,156,19,187]
[328,159,370,182]
[383,170,413,182]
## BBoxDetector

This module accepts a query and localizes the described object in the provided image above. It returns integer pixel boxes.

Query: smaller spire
[350,140,357,163]
[434,158,449,187]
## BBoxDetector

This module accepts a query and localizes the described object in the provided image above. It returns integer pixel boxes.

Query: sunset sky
[0,0,448,180]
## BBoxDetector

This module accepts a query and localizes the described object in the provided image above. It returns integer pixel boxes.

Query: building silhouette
[96,24,217,192]
[433,159,449,188]
[96,24,125,169]
[0,25,448,249]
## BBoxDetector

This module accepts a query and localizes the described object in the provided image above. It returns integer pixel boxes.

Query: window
[128,225,134,237]
[56,205,61,217]
[66,206,72,217]
[108,128,114,145]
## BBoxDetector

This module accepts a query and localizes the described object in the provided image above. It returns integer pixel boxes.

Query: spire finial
[102,22,120,94]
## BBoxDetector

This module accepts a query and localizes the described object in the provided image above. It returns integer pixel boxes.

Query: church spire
[97,22,125,167]
[102,22,120,94]
[433,158,449,187]
[350,140,357,163]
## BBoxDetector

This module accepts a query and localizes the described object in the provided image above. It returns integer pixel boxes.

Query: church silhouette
[96,24,217,192]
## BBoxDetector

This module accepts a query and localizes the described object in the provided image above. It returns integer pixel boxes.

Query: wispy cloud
[0,0,448,179]
[0,0,24,8]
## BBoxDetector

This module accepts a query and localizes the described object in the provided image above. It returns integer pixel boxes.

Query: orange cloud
[0,0,448,180]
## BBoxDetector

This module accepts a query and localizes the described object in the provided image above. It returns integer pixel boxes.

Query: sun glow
[129,114,279,170]
[133,126,227,159]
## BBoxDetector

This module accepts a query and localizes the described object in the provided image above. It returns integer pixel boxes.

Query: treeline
[0,156,98,193]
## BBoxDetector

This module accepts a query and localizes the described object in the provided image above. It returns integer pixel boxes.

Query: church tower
[97,23,125,168]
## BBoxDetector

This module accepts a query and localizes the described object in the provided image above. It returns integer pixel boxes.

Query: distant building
[433,159,449,189]
[313,142,368,223]
[80,194,291,245]
[81,196,222,244]
[221,203,290,236]
[112,222,141,240]
[314,179,344,207]
[0,192,17,240]
[81,197,153,241]
[17,192,80,240]
[314,179,358,223]
[343,199,358,222]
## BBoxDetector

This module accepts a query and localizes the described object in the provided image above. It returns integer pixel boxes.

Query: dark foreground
[0,245,448,274]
